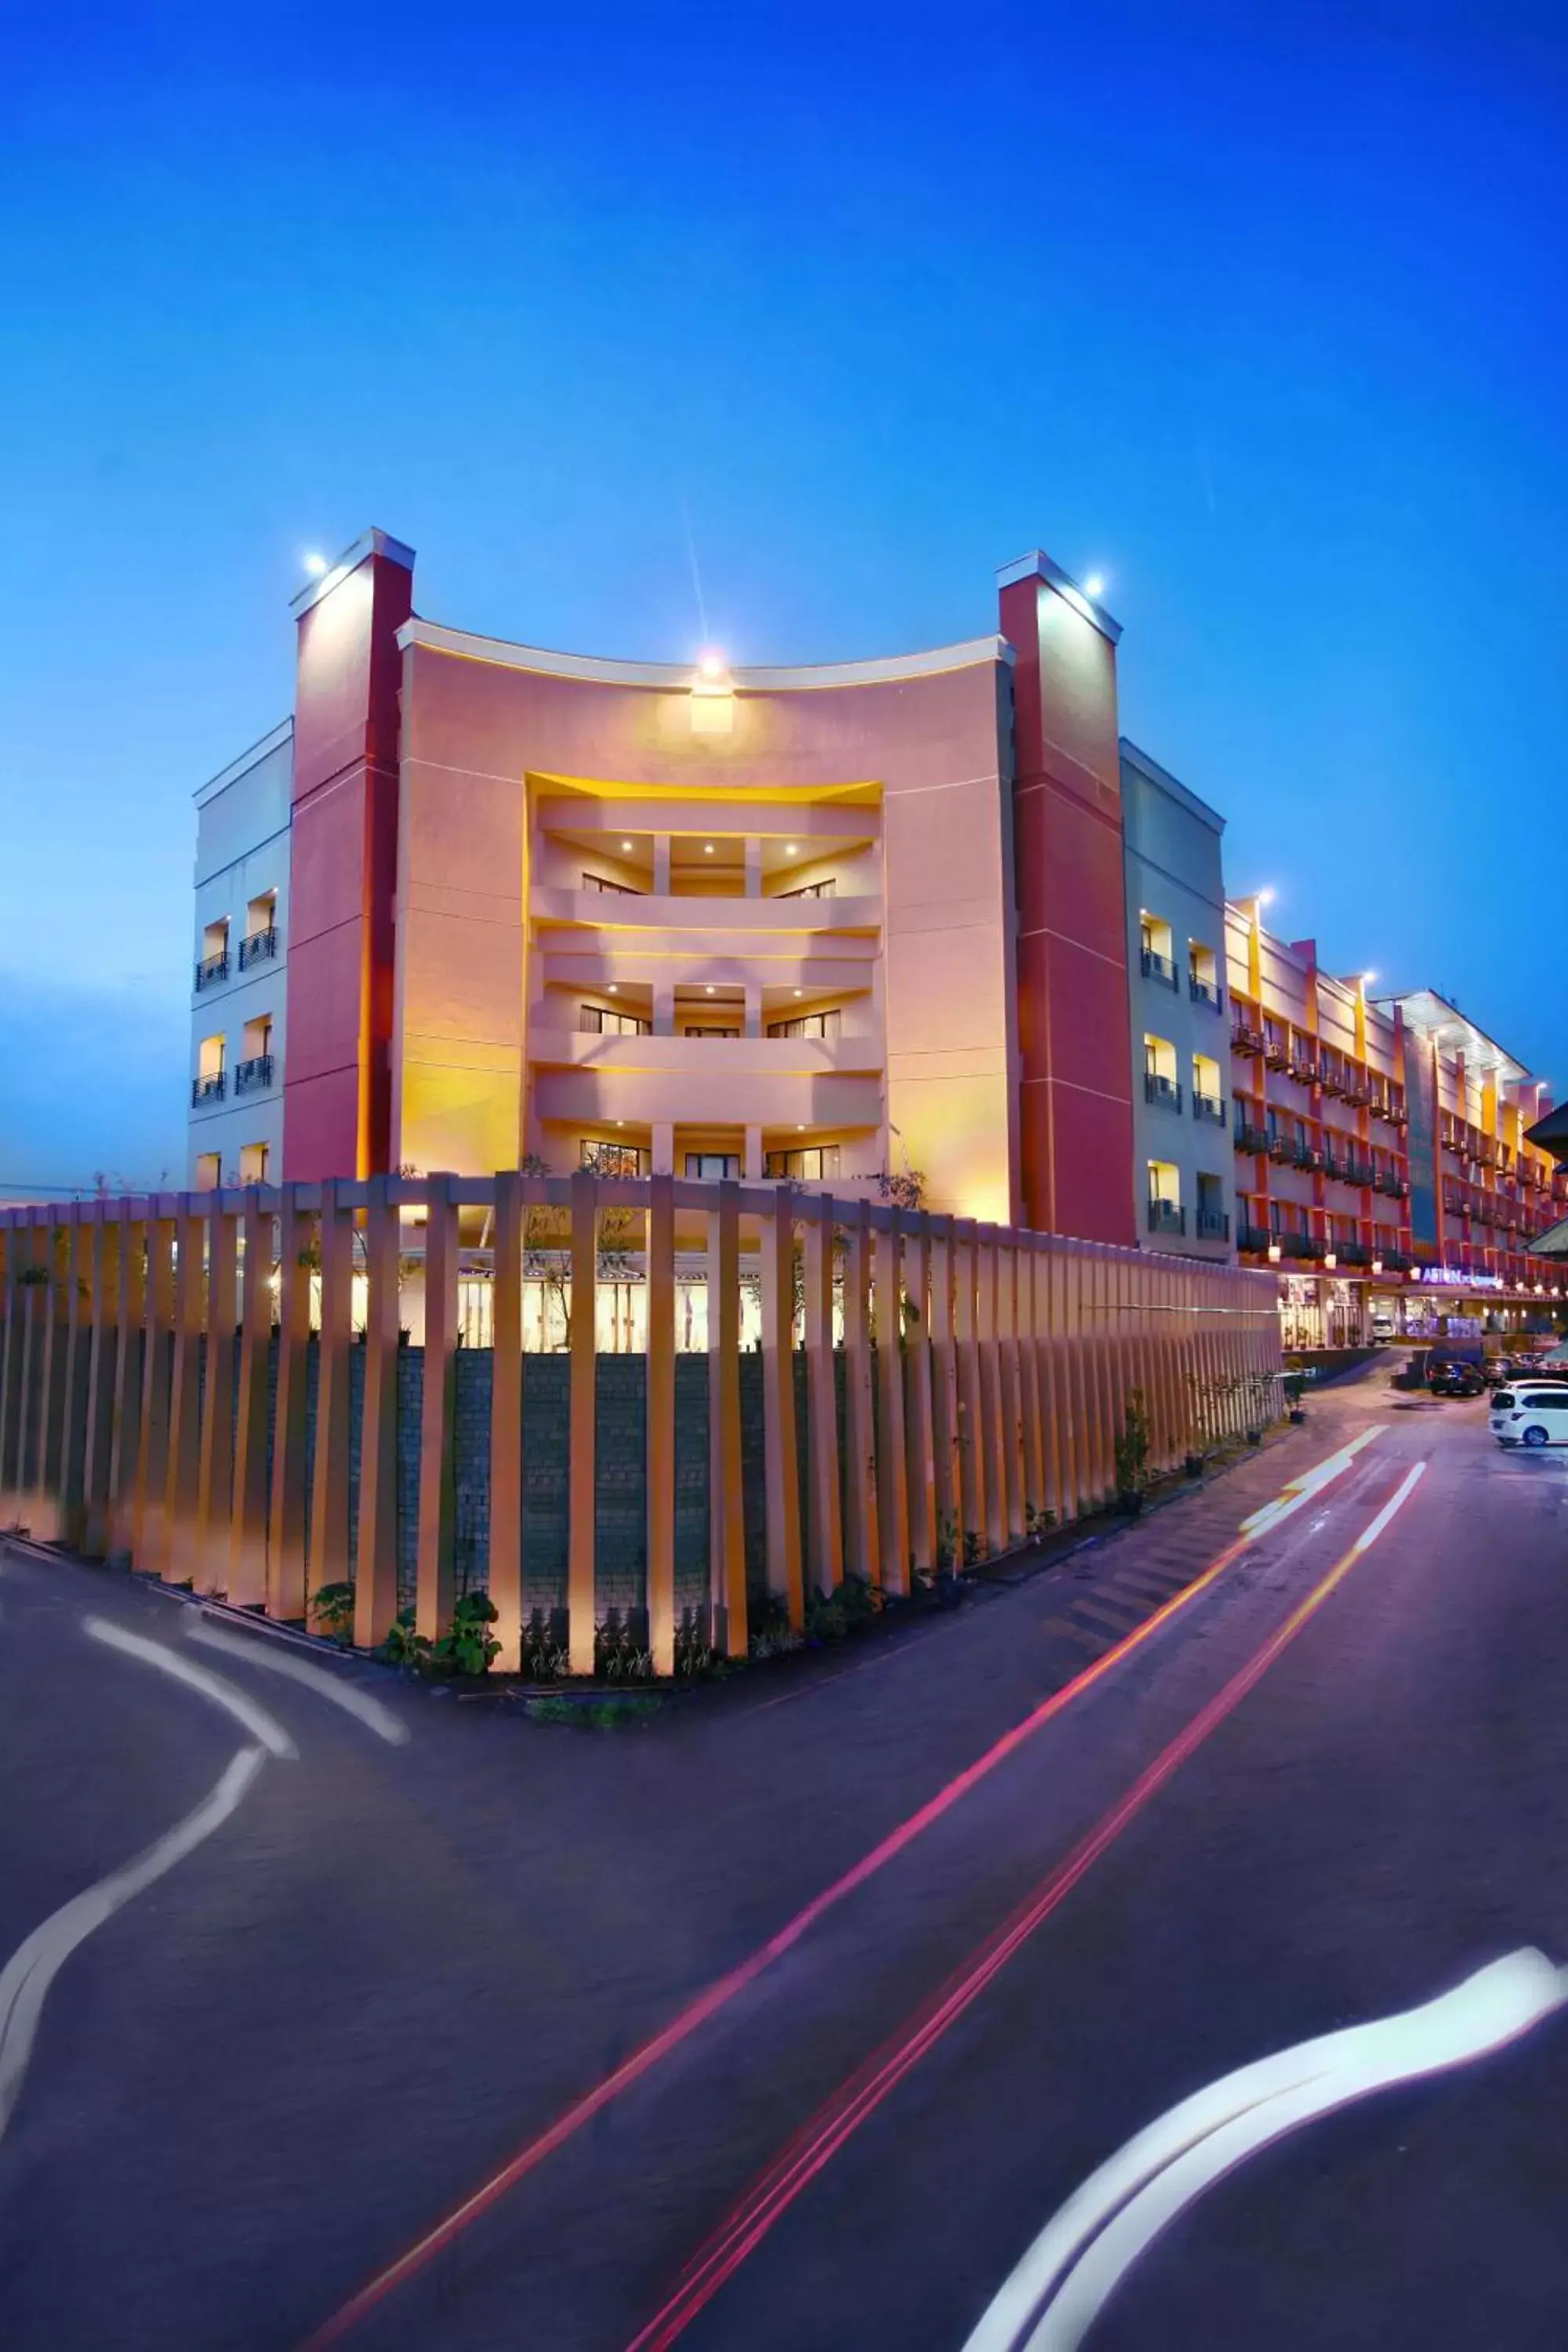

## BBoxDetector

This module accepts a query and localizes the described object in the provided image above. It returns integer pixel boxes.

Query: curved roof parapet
[395,616,1013,691]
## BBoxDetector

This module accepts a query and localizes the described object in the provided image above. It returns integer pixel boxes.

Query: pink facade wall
[390,641,1019,1221]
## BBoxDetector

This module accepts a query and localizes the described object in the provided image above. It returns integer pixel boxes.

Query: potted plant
[1282,1369,1307,1424]
[1114,1389,1151,1516]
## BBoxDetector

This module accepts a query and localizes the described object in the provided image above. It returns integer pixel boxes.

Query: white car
[1490,1385,1568,1448]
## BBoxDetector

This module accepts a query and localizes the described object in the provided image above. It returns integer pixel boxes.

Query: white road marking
[0,1746,265,2146]
[1237,1427,1382,1545]
[184,1619,410,1745]
[963,1948,1566,2352]
[84,1616,297,1759]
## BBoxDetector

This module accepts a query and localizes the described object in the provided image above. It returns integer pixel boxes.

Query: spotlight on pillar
[1324,1252,1338,1270]
[1267,1243,1282,1263]
[1371,1259,1383,1276]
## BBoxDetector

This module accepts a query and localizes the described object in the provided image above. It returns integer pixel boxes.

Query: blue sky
[2,3,1565,1187]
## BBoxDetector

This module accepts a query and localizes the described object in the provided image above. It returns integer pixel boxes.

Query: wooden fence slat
[761,1187,805,1626]
[707,1179,746,1655]
[230,1198,272,1609]
[803,1200,843,1595]
[267,1192,311,1620]
[645,1173,677,1674]
[488,1170,524,1671]
[418,1173,462,1646]
[195,1204,237,1595]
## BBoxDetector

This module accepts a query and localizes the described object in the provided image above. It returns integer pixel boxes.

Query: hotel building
[188,531,1140,1244]
[186,526,1566,1334]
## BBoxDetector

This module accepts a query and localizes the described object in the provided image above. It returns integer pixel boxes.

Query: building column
[652,980,674,1036]
[743,982,762,1040]
[744,1126,764,1179]
[744,837,763,898]
[652,1122,674,1176]
[653,836,671,895]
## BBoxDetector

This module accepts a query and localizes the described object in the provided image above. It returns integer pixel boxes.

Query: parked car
[1492,1385,1568,1447]
[1428,1362,1486,1398]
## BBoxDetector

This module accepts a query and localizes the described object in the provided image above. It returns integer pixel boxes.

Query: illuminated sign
[1410,1266,1504,1290]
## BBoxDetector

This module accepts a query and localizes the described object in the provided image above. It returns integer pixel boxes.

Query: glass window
[684,1152,741,1179]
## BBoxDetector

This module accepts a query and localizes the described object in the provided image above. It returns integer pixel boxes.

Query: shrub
[383,1608,430,1669]
[433,1590,501,1677]
[310,1582,356,1644]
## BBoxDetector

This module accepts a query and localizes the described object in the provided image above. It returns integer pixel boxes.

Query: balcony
[1289,1140,1323,1171]
[194,950,229,991]
[1232,1021,1265,1056]
[1147,1200,1185,1236]
[234,1054,274,1094]
[1262,1034,1290,1070]
[1284,1231,1327,1261]
[191,1073,226,1106]
[1144,1073,1183,1111]
[1266,1131,1291,1163]
[1235,1120,1269,1154]
[1344,1162,1377,1188]
[238,926,279,971]
[1388,1102,1409,1127]
[1237,1222,1272,1252]
[1334,1240,1371,1267]
[532,884,881,938]
[1189,973,1223,1011]
[1140,949,1178,988]
[1288,1054,1321,1087]
[1196,1207,1230,1240]
[1192,1091,1227,1125]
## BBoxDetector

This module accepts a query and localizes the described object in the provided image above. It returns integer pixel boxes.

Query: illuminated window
[580,1003,651,1036]
[239,1142,270,1186]
[684,1152,741,1180]
[768,1008,842,1039]
[194,1152,221,1191]
[764,1145,841,1180]
[580,1140,648,1176]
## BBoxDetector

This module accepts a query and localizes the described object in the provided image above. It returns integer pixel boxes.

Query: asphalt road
[5,1367,1568,2350]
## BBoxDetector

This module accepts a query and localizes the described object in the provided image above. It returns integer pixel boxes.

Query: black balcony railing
[1192,1091,1226,1125]
[1189,973,1223,1011]
[1232,1022,1265,1056]
[1285,1231,1327,1260]
[1290,1140,1323,1171]
[1144,1073,1183,1109]
[1196,1207,1230,1240]
[191,1073,225,1105]
[1345,1162,1377,1188]
[194,950,229,989]
[1237,1222,1273,1253]
[1235,1121,1269,1153]
[1141,948,1178,988]
[238,925,278,971]
[234,1054,274,1094]
[1147,1199,1185,1236]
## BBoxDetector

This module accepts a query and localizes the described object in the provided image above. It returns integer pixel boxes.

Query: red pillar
[281,531,414,1180]
[1000,554,1135,1244]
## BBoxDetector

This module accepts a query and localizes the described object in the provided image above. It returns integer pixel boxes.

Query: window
[583,872,644,896]
[194,1152,221,1192]
[1196,1173,1228,1240]
[764,1145,841,1180]
[684,1152,741,1179]
[1189,941,1221,1009]
[235,1015,274,1093]
[580,1004,652,1036]
[196,916,229,989]
[239,1142,270,1186]
[680,1023,740,1039]
[1139,913,1176,985]
[580,1140,648,1176]
[1144,1033,1180,1109]
[768,1009,842,1039]
[776,878,836,900]
[1192,1051,1224,1121]
[1146,1159,1183,1234]
[192,1034,226,1105]
[239,892,278,968]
